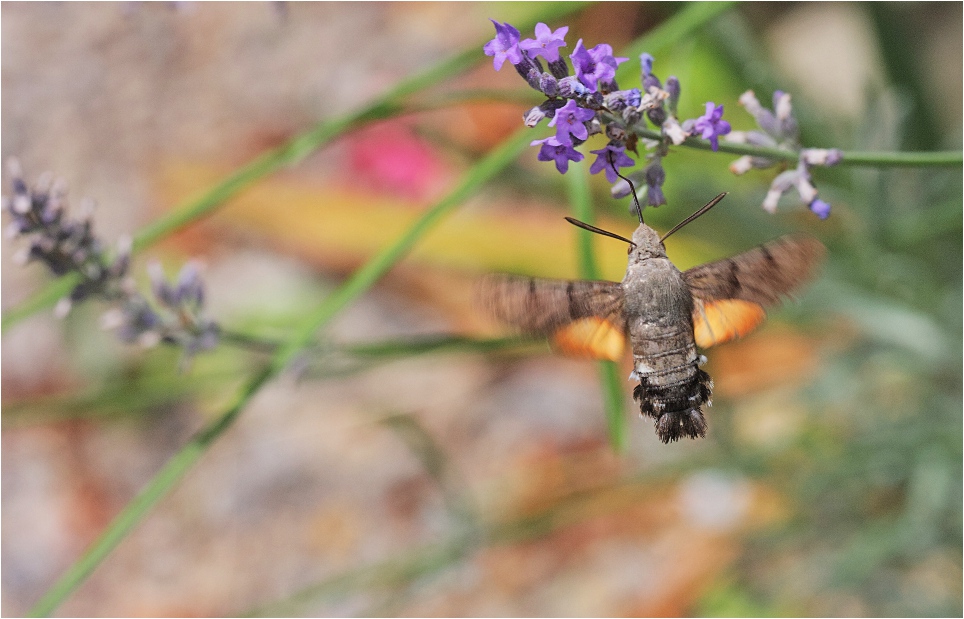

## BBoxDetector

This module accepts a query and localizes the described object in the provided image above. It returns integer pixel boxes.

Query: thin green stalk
[1,3,587,335]
[27,127,532,618]
[565,162,627,452]
[633,126,963,166]
[834,150,963,167]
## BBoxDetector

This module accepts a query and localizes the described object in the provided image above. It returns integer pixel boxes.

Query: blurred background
[2,2,961,616]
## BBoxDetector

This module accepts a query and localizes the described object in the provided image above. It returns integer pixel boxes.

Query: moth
[480,193,825,443]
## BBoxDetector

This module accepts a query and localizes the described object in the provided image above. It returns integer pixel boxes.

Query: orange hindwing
[692,299,766,348]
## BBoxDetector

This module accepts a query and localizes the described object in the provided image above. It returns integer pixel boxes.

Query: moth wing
[478,275,627,361]
[683,235,825,348]
[691,299,767,348]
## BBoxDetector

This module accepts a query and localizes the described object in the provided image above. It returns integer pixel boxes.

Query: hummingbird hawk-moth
[480,193,825,443]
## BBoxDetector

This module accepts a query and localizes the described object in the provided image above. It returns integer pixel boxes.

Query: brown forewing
[683,234,826,307]
[478,275,626,335]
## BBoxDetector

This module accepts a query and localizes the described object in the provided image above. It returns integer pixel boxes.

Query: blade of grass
[27,127,532,617]
[1,2,588,335]
[565,161,627,452]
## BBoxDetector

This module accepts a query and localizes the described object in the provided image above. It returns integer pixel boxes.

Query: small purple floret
[809,198,831,219]
[589,144,634,183]
[483,19,522,70]
[570,39,627,93]
[547,99,595,145]
[519,23,569,63]
[532,137,584,174]
[692,102,731,151]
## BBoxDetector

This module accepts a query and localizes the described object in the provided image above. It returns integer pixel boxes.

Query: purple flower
[589,144,634,183]
[569,39,627,92]
[519,23,568,63]
[692,102,731,151]
[531,137,584,174]
[547,99,595,145]
[483,20,522,70]
[809,198,831,220]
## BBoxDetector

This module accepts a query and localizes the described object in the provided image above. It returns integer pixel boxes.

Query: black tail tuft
[634,364,713,441]
[655,409,707,443]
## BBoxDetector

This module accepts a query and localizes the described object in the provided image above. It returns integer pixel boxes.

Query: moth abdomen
[633,362,713,443]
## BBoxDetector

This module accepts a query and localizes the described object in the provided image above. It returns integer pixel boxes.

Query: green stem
[834,150,963,167]
[634,127,963,166]
[565,162,627,452]
[26,127,532,618]
[1,3,587,335]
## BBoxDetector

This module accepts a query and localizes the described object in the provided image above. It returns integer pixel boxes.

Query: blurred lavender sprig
[484,20,842,219]
[4,160,219,363]
[726,90,841,219]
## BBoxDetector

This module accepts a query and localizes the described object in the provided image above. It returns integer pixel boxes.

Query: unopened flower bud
[729,156,754,175]
[548,58,569,79]
[583,92,604,109]
[646,106,667,127]
[801,148,843,166]
[525,68,542,92]
[557,76,587,98]
[762,188,782,213]
[774,91,792,120]
[622,106,641,126]
[662,117,687,145]
[606,124,627,142]
[523,106,546,127]
[640,53,654,78]
[665,76,681,114]
[795,176,817,205]
[539,73,559,97]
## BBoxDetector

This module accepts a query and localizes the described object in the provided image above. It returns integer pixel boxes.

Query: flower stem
[633,127,963,166]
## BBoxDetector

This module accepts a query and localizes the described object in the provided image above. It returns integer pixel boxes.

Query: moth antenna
[609,151,644,224]
[564,217,636,249]
[660,192,727,242]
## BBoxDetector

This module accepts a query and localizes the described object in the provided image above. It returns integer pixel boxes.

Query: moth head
[630,223,666,260]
